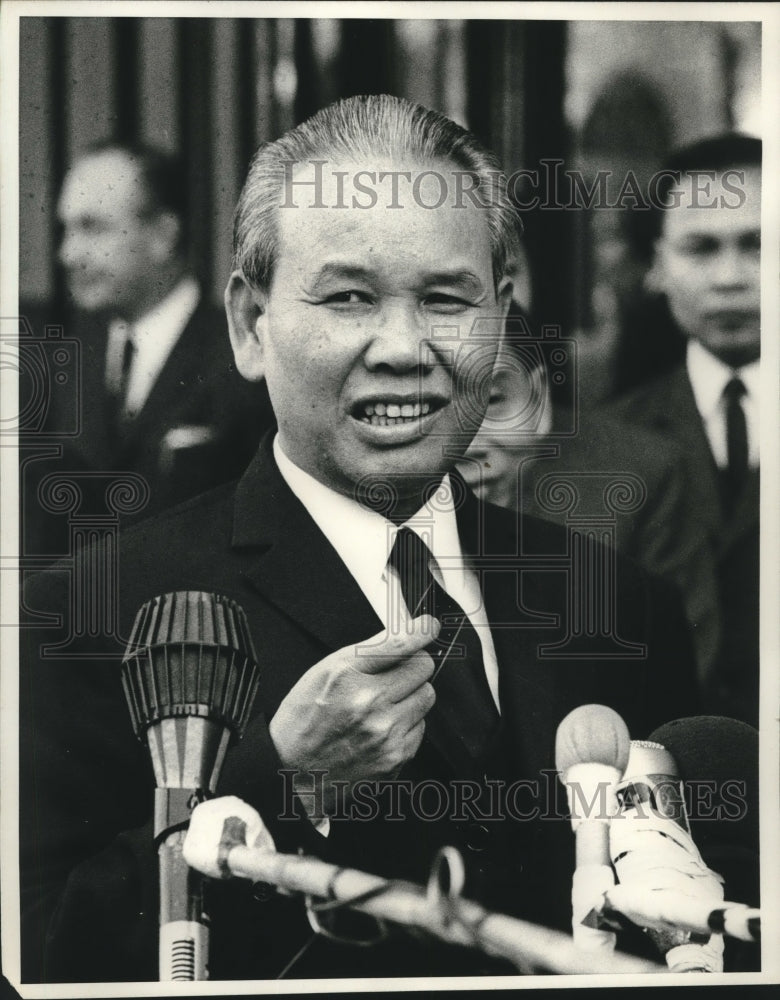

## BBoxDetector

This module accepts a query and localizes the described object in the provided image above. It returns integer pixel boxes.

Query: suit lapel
[119,305,215,455]
[721,469,760,550]
[231,441,383,656]
[641,366,723,538]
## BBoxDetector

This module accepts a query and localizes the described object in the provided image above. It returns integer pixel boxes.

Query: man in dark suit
[458,335,718,682]
[22,143,273,560]
[610,135,761,726]
[20,96,701,984]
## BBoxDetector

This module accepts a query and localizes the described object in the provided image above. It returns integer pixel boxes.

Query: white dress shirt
[686,338,760,470]
[273,436,501,711]
[105,276,201,417]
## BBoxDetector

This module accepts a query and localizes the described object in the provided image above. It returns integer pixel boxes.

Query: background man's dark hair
[77,140,190,250]
[630,132,762,261]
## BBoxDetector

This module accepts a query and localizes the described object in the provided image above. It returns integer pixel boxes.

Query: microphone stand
[122,591,260,981]
[183,799,664,976]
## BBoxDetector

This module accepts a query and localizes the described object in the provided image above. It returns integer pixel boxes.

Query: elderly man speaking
[21,95,699,983]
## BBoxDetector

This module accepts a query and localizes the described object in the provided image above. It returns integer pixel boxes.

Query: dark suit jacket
[20,437,699,982]
[20,296,274,560]
[609,364,759,725]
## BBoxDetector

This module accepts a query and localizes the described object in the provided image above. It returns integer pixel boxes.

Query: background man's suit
[21,435,699,982]
[515,406,718,680]
[21,301,274,560]
[611,364,759,726]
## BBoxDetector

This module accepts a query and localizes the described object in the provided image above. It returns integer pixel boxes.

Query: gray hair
[233,94,521,292]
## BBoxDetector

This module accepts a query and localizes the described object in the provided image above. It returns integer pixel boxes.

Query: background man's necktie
[106,328,136,447]
[722,376,748,513]
[388,526,499,762]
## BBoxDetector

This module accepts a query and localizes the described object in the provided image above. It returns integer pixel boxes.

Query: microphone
[609,739,726,972]
[648,716,759,902]
[555,704,631,951]
[122,591,260,981]
[648,716,760,972]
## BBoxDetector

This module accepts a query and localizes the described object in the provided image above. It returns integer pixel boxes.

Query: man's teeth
[360,401,433,425]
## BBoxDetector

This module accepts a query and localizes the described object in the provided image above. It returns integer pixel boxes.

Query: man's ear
[487,276,515,357]
[496,275,514,320]
[225,271,267,382]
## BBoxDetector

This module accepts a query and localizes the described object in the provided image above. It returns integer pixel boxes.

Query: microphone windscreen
[122,591,259,740]
[126,588,256,650]
[648,716,759,907]
[555,704,631,778]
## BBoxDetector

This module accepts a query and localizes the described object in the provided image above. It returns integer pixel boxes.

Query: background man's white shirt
[105,276,200,417]
[686,337,760,470]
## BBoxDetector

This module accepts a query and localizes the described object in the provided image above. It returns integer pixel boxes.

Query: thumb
[352,615,440,674]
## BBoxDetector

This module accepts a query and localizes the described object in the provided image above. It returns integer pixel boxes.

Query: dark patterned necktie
[722,376,748,513]
[388,526,499,762]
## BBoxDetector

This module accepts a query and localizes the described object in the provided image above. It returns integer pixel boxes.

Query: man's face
[57,150,175,319]
[652,165,761,367]
[231,160,511,504]
[458,348,543,509]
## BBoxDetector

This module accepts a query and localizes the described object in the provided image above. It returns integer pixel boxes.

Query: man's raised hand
[268,616,438,815]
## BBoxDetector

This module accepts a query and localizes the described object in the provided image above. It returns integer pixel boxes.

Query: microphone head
[648,716,759,844]
[122,591,259,740]
[648,716,759,908]
[555,704,631,781]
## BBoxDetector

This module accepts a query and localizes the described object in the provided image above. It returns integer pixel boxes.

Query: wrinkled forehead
[660,164,761,239]
[275,157,496,273]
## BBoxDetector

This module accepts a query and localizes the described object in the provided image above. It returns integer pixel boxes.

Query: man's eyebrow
[307,264,487,294]
[422,270,486,293]
[308,263,377,286]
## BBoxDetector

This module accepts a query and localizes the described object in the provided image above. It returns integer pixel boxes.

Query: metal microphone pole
[183,796,664,976]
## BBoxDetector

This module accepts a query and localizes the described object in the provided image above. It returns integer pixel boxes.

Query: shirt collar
[738,355,761,402]
[272,435,463,593]
[686,337,760,419]
[131,275,200,348]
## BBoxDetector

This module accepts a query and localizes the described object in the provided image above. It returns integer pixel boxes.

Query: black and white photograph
[1,2,778,996]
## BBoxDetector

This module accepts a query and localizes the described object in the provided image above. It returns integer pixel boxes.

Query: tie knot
[389,525,430,564]
[388,525,433,576]
[723,376,746,404]
[388,527,435,618]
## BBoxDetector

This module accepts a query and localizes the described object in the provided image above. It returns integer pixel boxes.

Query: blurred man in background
[458,323,718,682]
[611,134,761,725]
[24,142,272,558]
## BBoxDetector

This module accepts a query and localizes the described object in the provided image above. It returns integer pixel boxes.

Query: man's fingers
[352,615,440,675]
[395,681,436,728]
[384,650,435,702]
[403,718,427,760]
